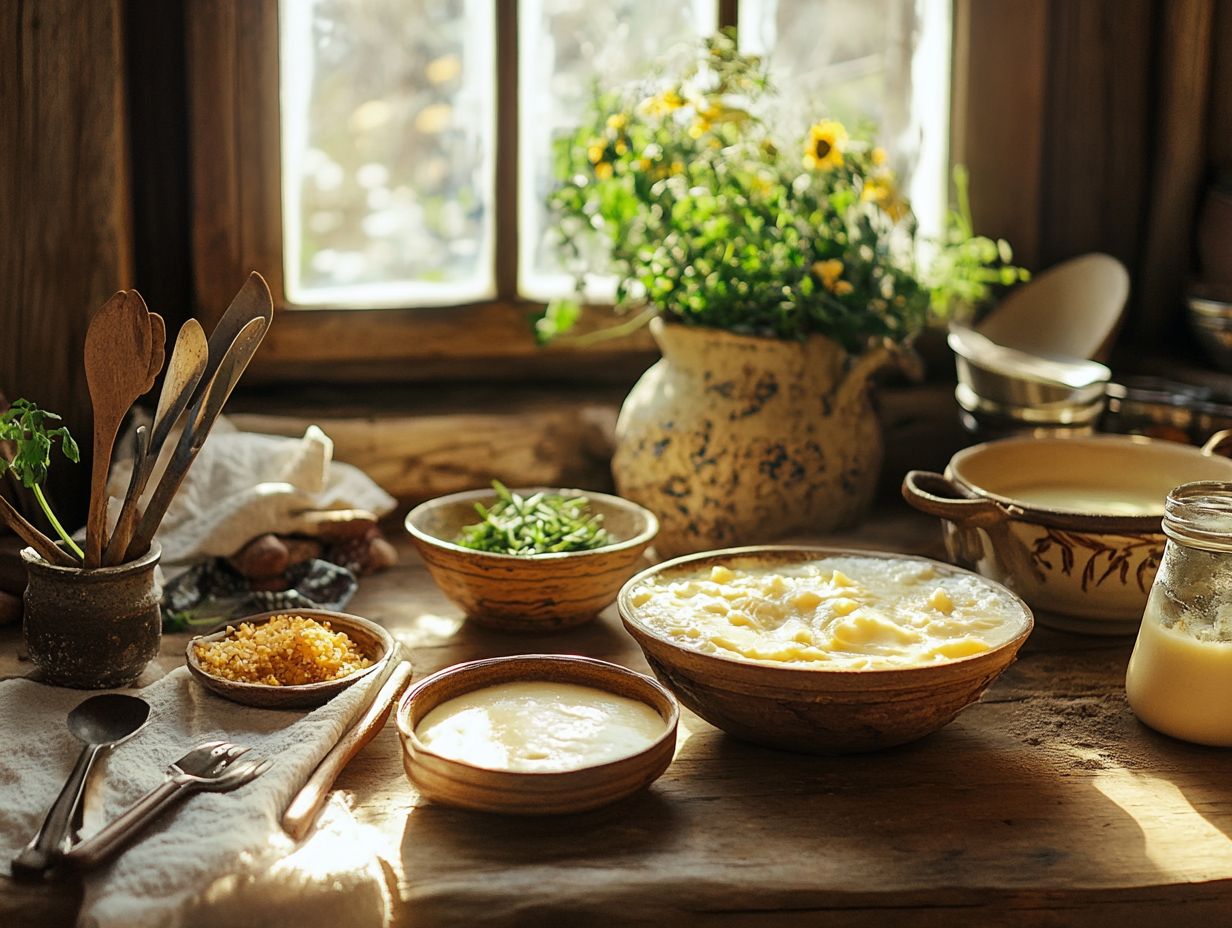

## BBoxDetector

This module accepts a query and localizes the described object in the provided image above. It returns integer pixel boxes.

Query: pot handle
[901,471,1013,529]
[1201,429,1232,459]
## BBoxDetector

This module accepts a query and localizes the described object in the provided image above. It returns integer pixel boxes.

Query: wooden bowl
[618,546,1033,755]
[396,654,678,814]
[902,433,1232,634]
[404,487,659,632]
[186,609,394,709]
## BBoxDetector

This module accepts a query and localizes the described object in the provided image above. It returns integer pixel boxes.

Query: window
[189,0,952,379]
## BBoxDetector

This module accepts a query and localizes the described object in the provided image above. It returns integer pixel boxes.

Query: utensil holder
[22,543,162,688]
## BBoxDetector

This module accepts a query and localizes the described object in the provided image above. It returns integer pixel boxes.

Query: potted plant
[538,32,1024,557]
[1,399,162,688]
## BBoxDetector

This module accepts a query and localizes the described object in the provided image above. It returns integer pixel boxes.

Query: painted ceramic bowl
[618,546,1033,755]
[405,487,658,632]
[186,609,394,708]
[396,654,678,814]
[902,432,1232,634]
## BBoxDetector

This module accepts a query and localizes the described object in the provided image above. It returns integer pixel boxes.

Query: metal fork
[63,741,271,870]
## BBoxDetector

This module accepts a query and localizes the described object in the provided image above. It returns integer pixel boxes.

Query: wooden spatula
[187,272,274,413]
[83,291,153,568]
[102,319,208,566]
[124,315,268,562]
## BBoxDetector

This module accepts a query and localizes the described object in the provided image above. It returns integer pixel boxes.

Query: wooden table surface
[3,501,1232,927]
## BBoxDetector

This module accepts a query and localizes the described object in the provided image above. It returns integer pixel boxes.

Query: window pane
[738,0,952,237]
[518,0,715,301]
[280,0,496,307]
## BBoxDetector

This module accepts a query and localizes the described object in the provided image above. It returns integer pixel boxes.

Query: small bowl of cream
[395,654,678,814]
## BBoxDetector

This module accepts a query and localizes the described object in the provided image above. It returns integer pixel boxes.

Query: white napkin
[105,417,397,572]
[0,666,392,928]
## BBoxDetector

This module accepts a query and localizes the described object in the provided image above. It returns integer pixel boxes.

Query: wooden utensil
[124,316,268,561]
[83,291,153,567]
[188,272,274,413]
[0,494,76,567]
[102,319,208,566]
[97,426,149,568]
[282,659,412,841]
[142,312,166,394]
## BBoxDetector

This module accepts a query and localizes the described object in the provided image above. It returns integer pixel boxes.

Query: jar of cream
[1126,481,1232,746]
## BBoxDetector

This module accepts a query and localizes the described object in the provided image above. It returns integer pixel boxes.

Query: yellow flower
[594,162,614,180]
[587,141,605,164]
[834,280,854,296]
[862,174,909,222]
[614,140,628,155]
[803,120,847,171]
[871,146,887,166]
[641,89,685,117]
[812,259,845,292]
[606,113,627,132]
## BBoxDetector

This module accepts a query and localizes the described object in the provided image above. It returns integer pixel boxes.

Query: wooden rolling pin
[282,659,413,841]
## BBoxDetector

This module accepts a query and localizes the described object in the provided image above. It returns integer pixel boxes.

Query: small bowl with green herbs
[405,482,658,632]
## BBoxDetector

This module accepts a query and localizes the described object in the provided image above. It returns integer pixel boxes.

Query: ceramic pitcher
[613,318,914,558]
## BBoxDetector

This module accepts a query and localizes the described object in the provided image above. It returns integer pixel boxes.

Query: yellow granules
[194,614,372,686]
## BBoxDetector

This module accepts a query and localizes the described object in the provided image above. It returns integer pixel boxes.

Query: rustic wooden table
[3,502,1231,926]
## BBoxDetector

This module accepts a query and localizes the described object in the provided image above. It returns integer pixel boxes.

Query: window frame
[187,0,971,383]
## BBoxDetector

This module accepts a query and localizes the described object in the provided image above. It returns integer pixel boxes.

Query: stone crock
[612,317,916,558]
[22,542,162,688]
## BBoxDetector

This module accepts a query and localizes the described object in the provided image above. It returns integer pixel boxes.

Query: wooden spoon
[99,426,148,568]
[125,316,269,562]
[142,313,166,394]
[102,319,208,566]
[83,291,153,568]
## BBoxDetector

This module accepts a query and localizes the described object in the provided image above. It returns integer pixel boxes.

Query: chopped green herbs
[456,481,611,555]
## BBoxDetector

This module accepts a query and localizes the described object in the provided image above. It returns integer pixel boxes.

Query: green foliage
[0,398,84,559]
[455,480,611,555]
[0,399,80,489]
[926,166,1030,321]
[542,30,1026,352]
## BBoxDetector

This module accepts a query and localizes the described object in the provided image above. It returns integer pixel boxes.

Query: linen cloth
[104,417,396,574]
[0,665,393,928]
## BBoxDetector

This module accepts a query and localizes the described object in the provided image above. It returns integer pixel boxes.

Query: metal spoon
[11,693,150,879]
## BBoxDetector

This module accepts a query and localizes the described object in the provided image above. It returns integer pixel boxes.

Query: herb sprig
[0,399,84,559]
[456,481,611,555]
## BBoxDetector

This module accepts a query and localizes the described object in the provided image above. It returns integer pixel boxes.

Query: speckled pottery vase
[22,543,162,688]
[613,318,914,558]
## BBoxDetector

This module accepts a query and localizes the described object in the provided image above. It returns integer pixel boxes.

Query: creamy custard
[1002,484,1163,517]
[415,681,666,772]
[1126,586,1232,746]
[628,556,1024,670]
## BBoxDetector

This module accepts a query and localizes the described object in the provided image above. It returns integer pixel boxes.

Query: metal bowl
[1189,295,1232,372]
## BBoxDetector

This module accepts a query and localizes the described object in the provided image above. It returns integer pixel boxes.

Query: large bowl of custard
[618,546,1033,755]
[902,433,1232,634]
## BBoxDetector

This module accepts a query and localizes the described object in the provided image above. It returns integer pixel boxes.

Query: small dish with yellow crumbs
[185,609,395,708]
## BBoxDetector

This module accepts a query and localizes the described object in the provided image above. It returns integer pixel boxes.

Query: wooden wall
[0,0,134,522]
[954,0,1232,354]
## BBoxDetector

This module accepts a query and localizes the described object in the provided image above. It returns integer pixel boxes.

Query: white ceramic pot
[613,318,914,558]
[902,433,1232,635]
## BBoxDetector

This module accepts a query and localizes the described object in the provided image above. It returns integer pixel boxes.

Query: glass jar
[1125,481,1232,746]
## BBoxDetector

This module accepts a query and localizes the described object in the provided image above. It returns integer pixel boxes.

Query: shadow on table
[392,714,1178,927]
